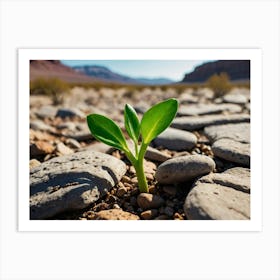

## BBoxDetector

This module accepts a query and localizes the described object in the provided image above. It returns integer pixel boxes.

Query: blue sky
[61,60,211,81]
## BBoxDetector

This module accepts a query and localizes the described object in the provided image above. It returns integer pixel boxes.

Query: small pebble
[113,204,121,209]
[116,186,127,197]
[164,206,174,217]
[112,150,121,159]
[123,182,133,189]
[122,175,131,183]
[129,166,136,174]
[145,173,154,181]
[140,209,158,220]
[106,194,118,204]
[131,177,138,184]
[174,213,184,220]
[93,209,139,220]
[148,185,156,194]
[66,138,81,149]
[56,142,74,155]
[137,193,165,210]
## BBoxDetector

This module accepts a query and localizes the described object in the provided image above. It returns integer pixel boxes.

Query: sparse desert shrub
[30,78,70,105]
[206,72,232,98]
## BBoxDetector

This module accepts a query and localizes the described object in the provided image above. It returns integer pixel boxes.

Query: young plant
[87,98,178,193]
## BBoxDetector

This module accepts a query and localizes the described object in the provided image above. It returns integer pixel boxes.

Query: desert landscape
[29,60,250,220]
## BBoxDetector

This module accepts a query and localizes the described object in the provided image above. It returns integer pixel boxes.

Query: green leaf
[124,104,140,143]
[87,114,129,152]
[140,98,178,144]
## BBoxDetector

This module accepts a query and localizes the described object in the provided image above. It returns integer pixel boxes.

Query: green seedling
[87,98,178,193]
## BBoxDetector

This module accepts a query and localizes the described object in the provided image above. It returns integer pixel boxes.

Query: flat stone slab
[223,93,248,105]
[184,168,250,220]
[204,123,250,143]
[145,146,171,162]
[171,114,250,131]
[178,103,242,116]
[36,106,58,119]
[155,155,215,184]
[153,127,197,151]
[30,151,126,219]
[197,167,250,193]
[212,139,250,166]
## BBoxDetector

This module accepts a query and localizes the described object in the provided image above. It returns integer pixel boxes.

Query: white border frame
[19,48,262,232]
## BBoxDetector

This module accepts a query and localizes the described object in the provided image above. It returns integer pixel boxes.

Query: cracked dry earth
[29,86,251,220]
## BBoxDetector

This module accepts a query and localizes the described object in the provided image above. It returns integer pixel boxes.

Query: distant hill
[73,65,174,85]
[30,60,97,83]
[135,77,174,85]
[181,60,250,83]
[73,65,134,84]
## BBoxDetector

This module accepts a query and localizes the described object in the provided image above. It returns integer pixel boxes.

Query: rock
[93,209,139,220]
[204,123,250,143]
[64,131,93,141]
[116,186,127,197]
[163,185,177,196]
[174,213,184,220]
[153,127,197,151]
[171,114,250,131]
[184,168,250,220]
[178,91,198,104]
[30,151,126,219]
[223,93,248,104]
[140,209,158,220]
[155,155,215,184]
[30,159,41,169]
[145,146,171,162]
[197,168,250,193]
[30,120,54,132]
[212,139,250,166]
[185,183,250,220]
[223,166,250,177]
[178,103,242,116]
[65,138,81,149]
[137,193,165,210]
[36,106,57,119]
[55,142,74,155]
[56,122,76,131]
[56,108,85,118]
[30,141,55,157]
[79,142,114,153]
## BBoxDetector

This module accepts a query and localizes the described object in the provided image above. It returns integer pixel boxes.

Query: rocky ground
[29,86,250,220]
